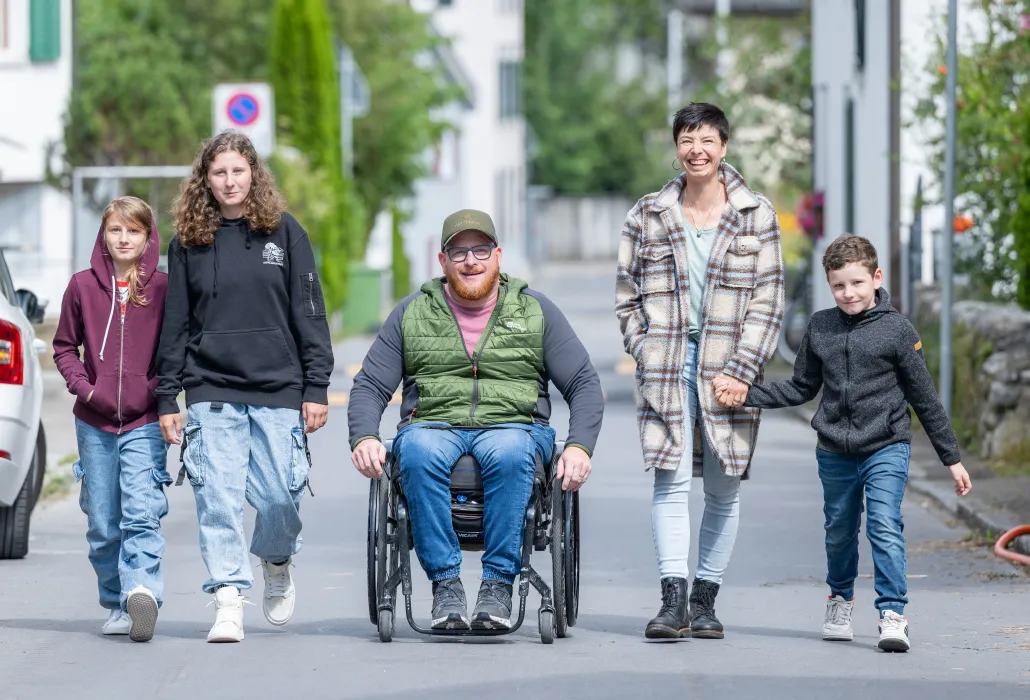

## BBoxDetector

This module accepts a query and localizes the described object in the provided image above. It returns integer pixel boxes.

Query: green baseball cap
[441,209,498,249]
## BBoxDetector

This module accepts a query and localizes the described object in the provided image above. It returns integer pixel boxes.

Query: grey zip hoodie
[744,289,961,466]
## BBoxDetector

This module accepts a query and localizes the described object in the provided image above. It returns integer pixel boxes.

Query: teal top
[675,203,722,340]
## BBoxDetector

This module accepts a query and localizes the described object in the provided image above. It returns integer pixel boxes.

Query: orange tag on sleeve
[914,340,922,352]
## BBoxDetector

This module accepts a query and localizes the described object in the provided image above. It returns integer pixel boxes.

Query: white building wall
[412,0,529,282]
[811,0,893,313]
[0,0,73,315]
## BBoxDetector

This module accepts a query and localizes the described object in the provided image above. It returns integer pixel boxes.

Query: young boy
[714,235,972,653]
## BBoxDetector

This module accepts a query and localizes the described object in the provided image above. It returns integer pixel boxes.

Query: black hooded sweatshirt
[745,289,961,466]
[155,213,333,414]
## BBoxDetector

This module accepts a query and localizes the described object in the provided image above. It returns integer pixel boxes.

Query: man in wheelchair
[348,209,603,631]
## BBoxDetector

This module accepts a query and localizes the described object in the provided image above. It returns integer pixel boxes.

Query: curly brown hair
[172,130,287,247]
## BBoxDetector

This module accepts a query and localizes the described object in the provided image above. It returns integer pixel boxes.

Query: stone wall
[914,286,1030,463]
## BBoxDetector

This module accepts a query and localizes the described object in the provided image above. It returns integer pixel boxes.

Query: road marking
[346,364,362,377]
[327,391,401,407]
[615,355,635,376]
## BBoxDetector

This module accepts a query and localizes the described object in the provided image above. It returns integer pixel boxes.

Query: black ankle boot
[645,577,690,639]
[689,578,724,639]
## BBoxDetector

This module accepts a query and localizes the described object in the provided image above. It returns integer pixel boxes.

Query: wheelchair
[366,437,580,644]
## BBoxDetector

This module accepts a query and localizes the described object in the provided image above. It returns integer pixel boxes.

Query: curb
[785,404,1030,560]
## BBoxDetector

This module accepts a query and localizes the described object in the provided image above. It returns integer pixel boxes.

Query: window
[499,60,522,120]
[29,0,59,62]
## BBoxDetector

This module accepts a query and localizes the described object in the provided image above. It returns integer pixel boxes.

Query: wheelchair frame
[366,439,580,643]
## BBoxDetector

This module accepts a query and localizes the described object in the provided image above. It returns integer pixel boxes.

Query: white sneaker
[101,609,131,635]
[207,586,245,643]
[125,586,159,642]
[878,610,911,652]
[822,595,855,641]
[261,559,296,626]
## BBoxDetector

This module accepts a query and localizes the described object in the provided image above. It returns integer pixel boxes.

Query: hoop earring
[672,158,682,171]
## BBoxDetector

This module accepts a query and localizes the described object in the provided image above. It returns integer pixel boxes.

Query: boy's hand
[948,462,972,496]
[713,374,748,407]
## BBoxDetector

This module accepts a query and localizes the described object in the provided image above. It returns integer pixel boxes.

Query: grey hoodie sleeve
[528,290,604,455]
[896,321,961,466]
[745,322,823,409]
[347,298,412,450]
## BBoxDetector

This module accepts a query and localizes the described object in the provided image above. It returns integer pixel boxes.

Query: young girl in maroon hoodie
[53,196,169,642]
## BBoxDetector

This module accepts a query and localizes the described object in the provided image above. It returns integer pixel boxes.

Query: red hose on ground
[993,525,1030,566]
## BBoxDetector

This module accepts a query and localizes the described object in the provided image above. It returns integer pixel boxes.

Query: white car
[0,249,47,559]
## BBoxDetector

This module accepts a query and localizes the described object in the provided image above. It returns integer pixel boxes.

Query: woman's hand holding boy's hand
[949,462,972,496]
[713,374,748,408]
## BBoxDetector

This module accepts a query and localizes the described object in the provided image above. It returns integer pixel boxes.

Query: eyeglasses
[444,244,496,263]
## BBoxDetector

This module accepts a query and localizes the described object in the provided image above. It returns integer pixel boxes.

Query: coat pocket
[639,244,677,295]
[720,239,759,289]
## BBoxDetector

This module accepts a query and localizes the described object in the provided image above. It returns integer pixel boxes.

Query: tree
[329,0,460,258]
[269,0,362,310]
[915,1,1030,303]
[689,13,813,203]
[524,0,669,196]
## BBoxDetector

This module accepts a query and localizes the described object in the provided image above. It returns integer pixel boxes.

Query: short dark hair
[672,103,730,144]
[822,235,879,276]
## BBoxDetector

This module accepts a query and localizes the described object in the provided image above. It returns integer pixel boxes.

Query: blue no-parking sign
[213,83,275,157]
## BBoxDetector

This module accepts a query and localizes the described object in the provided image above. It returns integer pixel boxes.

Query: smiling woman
[614,102,785,642]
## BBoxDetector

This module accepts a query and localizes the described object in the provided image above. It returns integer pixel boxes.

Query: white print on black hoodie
[155,213,334,414]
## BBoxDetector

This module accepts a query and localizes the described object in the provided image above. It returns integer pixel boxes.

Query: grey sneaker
[822,595,854,641]
[471,580,513,630]
[431,577,469,630]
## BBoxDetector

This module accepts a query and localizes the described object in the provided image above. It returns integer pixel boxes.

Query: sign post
[213,83,275,158]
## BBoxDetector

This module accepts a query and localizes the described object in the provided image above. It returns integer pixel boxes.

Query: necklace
[683,189,722,235]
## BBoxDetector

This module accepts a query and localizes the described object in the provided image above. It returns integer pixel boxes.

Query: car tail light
[0,451,10,460]
[0,320,23,385]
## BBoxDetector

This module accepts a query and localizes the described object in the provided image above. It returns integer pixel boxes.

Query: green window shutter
[29,0,61,63]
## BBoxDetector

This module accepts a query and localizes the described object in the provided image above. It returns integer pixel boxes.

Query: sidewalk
[764,360,1030,558]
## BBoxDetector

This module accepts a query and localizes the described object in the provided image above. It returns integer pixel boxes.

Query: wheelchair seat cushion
[448,453,546,497]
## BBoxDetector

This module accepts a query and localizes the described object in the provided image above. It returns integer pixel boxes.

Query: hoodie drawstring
[98,275,116,361]
[245,228,252,250]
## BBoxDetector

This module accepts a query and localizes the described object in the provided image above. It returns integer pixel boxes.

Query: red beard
[446,265,499,301]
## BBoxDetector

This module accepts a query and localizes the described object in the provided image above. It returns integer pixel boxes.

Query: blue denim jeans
[816,443,910,616]
[73,419,171,611]
[392,422,555,585]
[651,337,741,584]
[181,402,310,594]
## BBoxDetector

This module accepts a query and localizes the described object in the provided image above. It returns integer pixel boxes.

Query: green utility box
[342,263,389,336]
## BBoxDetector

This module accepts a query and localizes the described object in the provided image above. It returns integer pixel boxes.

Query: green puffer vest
[401,275,544,426]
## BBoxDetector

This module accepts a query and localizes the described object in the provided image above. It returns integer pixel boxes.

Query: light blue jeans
[74,419,171,611]
[180,402,310,594]
[393,422,555,584]
[651,338,742,583]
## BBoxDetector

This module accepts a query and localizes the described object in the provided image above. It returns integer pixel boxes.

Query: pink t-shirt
[443,284,497,358]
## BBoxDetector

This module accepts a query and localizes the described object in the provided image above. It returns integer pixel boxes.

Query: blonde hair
[172,130,286,248]
[101,196,153,307]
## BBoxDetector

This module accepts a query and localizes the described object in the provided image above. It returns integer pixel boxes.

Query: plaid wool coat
[615,163,785,477]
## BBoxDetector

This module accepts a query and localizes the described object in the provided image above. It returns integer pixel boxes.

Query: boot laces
[658,579,681,615]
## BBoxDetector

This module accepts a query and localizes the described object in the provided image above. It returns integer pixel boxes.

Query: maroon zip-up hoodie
[53,222,168,434]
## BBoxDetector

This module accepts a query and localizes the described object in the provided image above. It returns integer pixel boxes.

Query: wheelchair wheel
[376,473,397,608]
[564,490,580,627]
[378,609,394,643]
[539,609,555,644]
[549,479,569,638]
[366,477,381,624]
